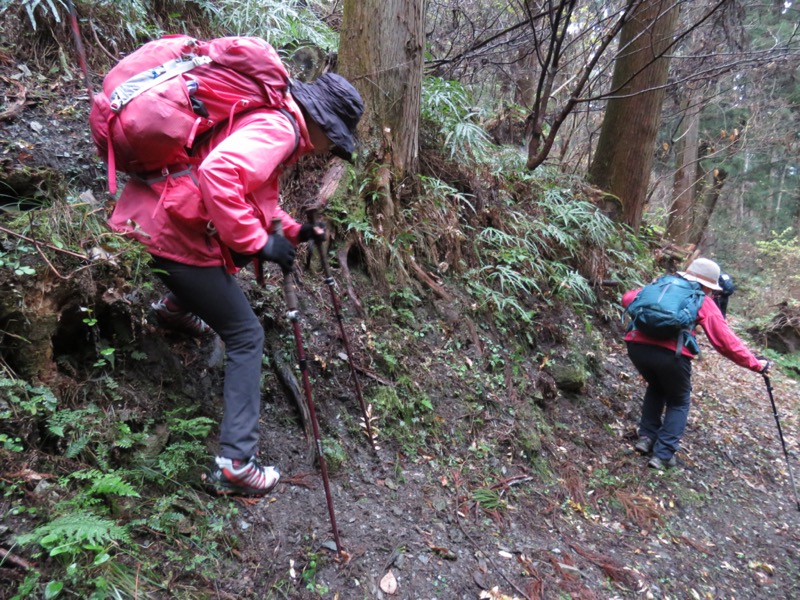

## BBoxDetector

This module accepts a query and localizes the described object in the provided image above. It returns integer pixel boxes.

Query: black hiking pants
[151,256,265,460]
[626,342,692,461]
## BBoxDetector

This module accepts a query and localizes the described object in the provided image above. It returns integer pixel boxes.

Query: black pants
[151,256,265,460]
[715,295,729,319]
[626,342,693,460]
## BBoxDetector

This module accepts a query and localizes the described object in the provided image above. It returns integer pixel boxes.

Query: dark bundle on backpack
[625,274,706,356]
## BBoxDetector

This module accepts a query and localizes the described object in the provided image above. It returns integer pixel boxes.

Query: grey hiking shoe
[634,436,654,455]
[202,456,280,496]
[648,456,677,470]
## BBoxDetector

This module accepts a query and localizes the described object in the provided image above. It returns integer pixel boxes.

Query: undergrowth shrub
[421,77,495,163]
[0,362,234,599]
[464,186,617,325]
[210,0,337,51]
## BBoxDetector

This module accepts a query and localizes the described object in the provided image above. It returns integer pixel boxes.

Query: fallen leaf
[320,540,338,552]
[747,561,775,575]
[380,570,398,595]
[479,587,523,600]
[473,570,488,589]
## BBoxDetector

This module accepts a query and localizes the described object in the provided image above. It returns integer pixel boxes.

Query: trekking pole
[271,218,344,558]
[762,373,800,512]
[307,209,376,451]
[65,0,94,103]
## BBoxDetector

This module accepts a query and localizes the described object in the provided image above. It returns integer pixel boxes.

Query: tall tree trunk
[690,167,727,248]
[338,0,424,288]
[666,83,703,244]
[339,0,424,179]
[588,0,681,231]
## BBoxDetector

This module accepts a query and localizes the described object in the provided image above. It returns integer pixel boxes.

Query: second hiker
[622,258,769,470]
[714,271,735,319]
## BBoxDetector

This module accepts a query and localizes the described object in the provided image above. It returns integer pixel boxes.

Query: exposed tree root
[406,254,453,302]
[265,333,314,463]
[335,238,366,318]
[315,161,348,208]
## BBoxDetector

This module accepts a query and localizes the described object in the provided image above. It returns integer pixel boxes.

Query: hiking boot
[150,297,213,337]
[203,456,280,496]
[647,456,677,470]
[633,436,655,455]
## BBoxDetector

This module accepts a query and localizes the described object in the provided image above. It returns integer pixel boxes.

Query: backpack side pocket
[148,168,210,231]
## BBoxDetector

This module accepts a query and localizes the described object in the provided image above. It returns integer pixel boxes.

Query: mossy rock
[549,360,588,393]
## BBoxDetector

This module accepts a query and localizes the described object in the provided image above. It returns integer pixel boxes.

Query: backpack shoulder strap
[277,107,300,157]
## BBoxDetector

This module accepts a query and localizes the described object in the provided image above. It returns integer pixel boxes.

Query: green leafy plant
[69,470,140,502]
[151,411,215,480]
[472,487,506,512]
[421,77,495,162]
[16,511,130,560]
[2,0,61,30]
[210,0,337,50]
[300,551,330,594]
[0,433,24,452]
[0,245,37,276]
[368,381,437,451]
[0,375,58,418]
[47,404,104,464]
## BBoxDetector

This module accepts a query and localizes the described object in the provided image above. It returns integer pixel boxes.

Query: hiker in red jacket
[109,73,363,495]
[622,258,769,470]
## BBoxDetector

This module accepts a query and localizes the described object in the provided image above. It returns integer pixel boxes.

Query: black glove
[298,222,327,244]
[229,248,254,269]
[258,234,296,273]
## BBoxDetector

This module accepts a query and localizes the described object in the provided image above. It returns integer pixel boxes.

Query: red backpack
[90,35,296,194]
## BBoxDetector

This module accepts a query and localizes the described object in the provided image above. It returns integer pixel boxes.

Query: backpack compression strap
[109,55,212,112]
[104,55,212,194]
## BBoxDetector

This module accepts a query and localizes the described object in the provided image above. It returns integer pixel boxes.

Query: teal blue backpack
[625,274,705,356]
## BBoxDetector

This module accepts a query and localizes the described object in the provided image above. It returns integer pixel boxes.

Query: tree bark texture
[339,0,424,179]
[666,83,702,244]
[588,0,681,231]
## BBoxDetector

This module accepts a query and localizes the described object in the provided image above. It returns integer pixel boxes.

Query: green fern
[472,487,506,512]
[70,470,140,499]
[157,440,208,479]
[165,412,215,438]
[16,511,130,558]
[64,437,90,462]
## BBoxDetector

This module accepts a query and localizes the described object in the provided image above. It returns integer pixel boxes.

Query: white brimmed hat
[678,258,722,291]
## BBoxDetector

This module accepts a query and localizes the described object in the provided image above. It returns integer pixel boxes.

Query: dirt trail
[190,316,800,600]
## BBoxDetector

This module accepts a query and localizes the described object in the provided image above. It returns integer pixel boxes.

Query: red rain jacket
[108,97,311,269]
[622,288,762,372]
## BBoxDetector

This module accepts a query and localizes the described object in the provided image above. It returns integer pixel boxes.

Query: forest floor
[170,326,800,600]
[1,55,800,600]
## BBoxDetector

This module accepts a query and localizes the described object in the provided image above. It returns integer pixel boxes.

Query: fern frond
[71,470,140,498]
[17,511,130,557]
